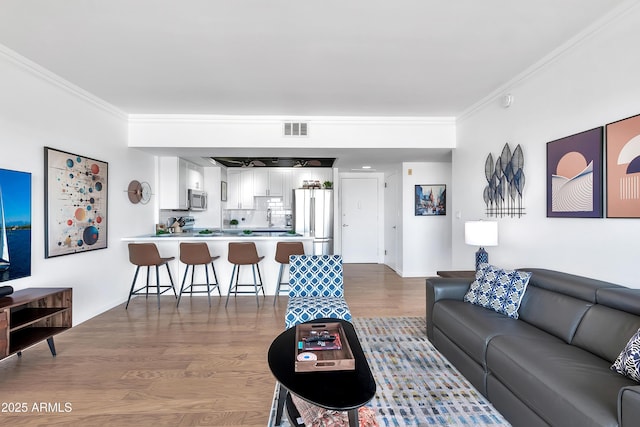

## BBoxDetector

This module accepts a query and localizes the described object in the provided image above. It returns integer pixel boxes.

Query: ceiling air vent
[283,122,308,136]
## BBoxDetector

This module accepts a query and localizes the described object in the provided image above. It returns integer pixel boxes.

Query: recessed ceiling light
[362,165,372,169]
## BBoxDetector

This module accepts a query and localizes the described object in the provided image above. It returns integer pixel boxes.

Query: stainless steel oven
[188,189,207,211]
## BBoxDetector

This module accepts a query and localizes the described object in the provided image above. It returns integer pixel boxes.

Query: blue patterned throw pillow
[612,328,640,382]
[463,263,531,319]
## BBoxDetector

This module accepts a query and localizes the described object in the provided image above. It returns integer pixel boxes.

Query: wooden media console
[0,287,72,359]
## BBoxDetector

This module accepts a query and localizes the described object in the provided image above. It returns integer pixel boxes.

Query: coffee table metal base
[274,383,360,427]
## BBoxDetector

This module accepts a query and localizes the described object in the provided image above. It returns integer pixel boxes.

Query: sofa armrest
[425,277,473,342]
[619,385,640,426]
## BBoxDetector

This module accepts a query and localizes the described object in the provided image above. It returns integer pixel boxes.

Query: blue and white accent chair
[284,254,352,329]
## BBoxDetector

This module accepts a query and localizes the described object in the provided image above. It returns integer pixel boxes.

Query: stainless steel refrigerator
[293,189,333,255]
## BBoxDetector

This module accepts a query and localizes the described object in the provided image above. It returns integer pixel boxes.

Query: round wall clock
[127,180,152,204]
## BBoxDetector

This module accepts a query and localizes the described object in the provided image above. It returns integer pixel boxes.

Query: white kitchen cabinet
[186,162,204,191]
[254,169,286,197]
[226,168,331,210]
[158,157,188,210]
[159,157,206,210]
[227,170,254,209]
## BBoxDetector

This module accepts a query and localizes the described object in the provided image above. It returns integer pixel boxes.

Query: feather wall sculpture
[483,143,526,218]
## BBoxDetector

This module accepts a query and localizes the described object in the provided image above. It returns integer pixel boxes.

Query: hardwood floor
[0,264,426,426]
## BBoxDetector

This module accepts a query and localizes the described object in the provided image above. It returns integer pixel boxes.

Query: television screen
[0,168,31,283]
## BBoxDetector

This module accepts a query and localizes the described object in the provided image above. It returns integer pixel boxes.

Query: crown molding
[457,0,640,123]
[0,43,127,120]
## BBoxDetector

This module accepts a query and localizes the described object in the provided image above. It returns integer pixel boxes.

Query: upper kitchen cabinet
[253,169,287,197]
[226,169,254,209]
[158,157,204,210]
[186,161,205,190]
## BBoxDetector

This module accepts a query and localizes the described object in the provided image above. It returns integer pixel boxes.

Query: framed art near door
[606,114,640,218]
[44,147,108,258]
[415,185,446,216]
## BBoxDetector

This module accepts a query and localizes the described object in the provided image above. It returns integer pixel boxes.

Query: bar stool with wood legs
[177,242,221,307]
[225,242,265,307]
[126,243,177,310]
[273,241,305,305]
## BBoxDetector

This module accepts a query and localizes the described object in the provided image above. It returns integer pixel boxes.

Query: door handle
[342,224,349,227]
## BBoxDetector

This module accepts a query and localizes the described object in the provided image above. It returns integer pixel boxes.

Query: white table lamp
[465,221,498,270]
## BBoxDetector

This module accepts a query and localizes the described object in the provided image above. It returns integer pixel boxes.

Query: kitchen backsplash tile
[223,196,291,228]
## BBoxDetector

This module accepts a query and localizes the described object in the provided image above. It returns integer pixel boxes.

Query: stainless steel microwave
[188,189,207,211]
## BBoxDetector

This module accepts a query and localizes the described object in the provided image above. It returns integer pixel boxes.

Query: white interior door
[340,177,379,263]
[384,173,399,271]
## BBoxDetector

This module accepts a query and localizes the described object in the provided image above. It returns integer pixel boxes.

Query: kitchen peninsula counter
[121,232,314,297]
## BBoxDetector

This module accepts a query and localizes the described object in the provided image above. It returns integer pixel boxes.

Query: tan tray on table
[294,322,355,372]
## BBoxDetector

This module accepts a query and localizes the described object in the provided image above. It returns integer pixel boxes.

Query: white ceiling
[0,0,627,169]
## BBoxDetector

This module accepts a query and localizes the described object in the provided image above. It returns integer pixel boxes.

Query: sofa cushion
[597,287,640,316]
[520,268,619,302]
[572,304,640,363]
[487,334,636,427]
[612,328,640,382]
[463,263,531,319]
[518,285,592,343]
[432,300,558,368]
[433,328,488,395]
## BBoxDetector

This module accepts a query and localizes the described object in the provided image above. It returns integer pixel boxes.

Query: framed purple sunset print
[546,127,603,218]
[45,147,108,258]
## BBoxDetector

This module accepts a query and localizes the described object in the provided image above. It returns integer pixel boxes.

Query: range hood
[211,157,335,168]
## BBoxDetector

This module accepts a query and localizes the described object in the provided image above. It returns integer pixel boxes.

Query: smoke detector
[501,94,514,108]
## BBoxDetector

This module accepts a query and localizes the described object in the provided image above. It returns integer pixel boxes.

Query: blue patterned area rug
[268,316,509,426]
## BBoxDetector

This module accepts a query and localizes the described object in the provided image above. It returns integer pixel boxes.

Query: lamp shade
[465,221,498,247]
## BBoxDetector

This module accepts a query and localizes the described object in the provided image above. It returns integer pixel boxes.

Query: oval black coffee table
[268,318,376,427]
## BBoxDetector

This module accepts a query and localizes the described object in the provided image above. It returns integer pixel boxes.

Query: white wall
[0,47,156,324]
[453,3,640,287]
[400,162,452,276]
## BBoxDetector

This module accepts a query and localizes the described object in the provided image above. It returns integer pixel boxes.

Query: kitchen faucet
[267,208,273,227]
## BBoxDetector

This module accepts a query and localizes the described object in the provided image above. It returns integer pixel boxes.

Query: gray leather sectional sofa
[425,268,640,427]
